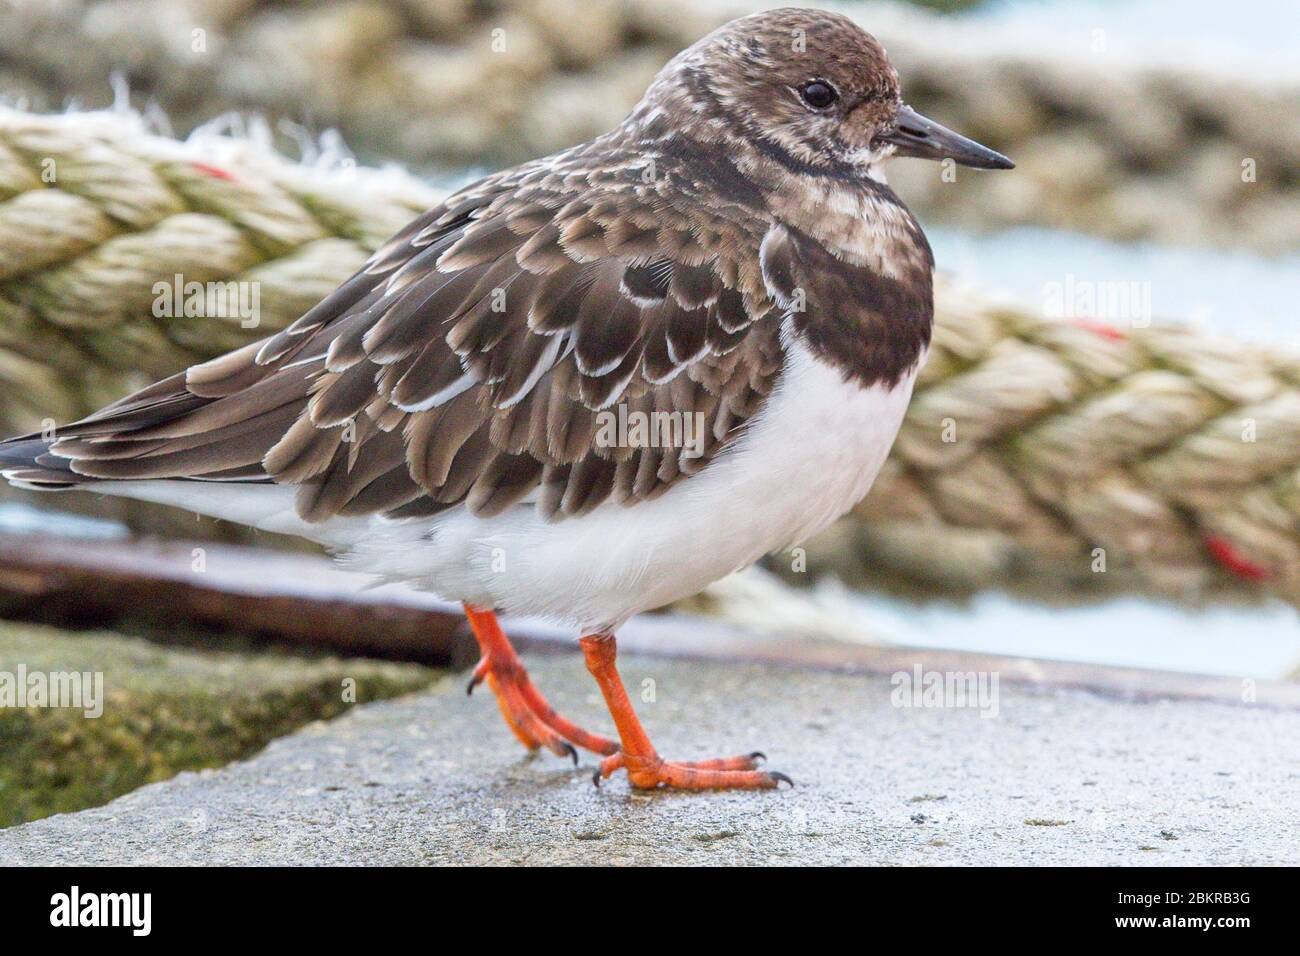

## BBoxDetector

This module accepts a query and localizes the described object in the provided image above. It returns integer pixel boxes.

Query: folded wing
[18,160,785,524]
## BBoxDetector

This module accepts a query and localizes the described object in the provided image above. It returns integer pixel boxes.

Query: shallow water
[0,501,126,540]
[849,590,1300,679]
[959,0,1300,80]
[930,225,1300,345]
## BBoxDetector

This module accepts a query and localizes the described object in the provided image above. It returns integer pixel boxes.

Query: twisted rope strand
[3,0,1295,249]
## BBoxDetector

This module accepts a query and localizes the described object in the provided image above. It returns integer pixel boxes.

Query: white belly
[97,334,921,632]
[345,332,921,630]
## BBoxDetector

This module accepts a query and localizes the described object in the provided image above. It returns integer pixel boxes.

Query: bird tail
[0,434,82,490]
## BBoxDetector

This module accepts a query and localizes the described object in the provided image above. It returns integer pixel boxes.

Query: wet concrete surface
[2,653,1297,865]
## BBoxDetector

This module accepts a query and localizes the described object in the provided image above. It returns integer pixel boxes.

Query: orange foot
[593,750,789,790]
[464,605,618,762]
[581,633,793,792]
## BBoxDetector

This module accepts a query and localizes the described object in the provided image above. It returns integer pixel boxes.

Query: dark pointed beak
[879,104,1014,170]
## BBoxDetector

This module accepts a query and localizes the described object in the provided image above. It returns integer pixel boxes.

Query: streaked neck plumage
[617,84,934,392]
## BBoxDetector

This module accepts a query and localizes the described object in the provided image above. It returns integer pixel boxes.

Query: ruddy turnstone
[1,8,1011,791]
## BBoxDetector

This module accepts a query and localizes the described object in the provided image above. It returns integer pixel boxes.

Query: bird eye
[799,80,838,110]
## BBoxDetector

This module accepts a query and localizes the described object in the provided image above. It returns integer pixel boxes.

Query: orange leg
[463,605,617,760]
[580,633,792,791]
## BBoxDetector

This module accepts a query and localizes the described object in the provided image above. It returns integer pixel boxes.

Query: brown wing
[33,159,785,523]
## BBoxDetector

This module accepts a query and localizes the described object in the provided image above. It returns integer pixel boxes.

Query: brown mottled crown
[633,8,903,172]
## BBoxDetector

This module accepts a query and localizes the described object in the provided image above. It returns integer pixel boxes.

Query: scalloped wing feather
[29,159,784,523]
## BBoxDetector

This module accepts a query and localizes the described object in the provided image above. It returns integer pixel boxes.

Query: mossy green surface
[0,622,440,828]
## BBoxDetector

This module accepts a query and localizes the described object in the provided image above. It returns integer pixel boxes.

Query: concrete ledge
[2,653,1295,865]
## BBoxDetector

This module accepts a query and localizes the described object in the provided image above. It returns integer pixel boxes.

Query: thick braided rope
[0,108,1296,608]
[0,107,443,423]
[847,287,1300,607]
[1,0,1296,251]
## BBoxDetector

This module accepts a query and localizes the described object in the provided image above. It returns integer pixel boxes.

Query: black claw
[749,751,767,764]
[562,743,579,766]
[770,771,795,789]
[465,675,478,696]
[591,769,602,788]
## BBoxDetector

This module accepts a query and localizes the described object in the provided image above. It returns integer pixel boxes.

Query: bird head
[641,7,1013,178]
